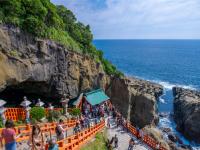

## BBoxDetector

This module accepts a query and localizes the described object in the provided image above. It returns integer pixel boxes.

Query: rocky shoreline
[173,87,200,144]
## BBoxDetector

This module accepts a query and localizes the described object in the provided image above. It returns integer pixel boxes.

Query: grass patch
[81,129,108,150]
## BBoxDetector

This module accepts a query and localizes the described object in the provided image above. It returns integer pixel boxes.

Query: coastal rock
[106,77,163,127]
[173,87,200,143]
[168,133,178,143]
[0,25,109,101]
[160,127,171,133]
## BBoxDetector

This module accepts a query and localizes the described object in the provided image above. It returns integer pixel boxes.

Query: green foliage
[0,0,122,76]
[70,108,81,116]
[47,110,61,122]
[30,107,45,121]
[102,59,124,77]
[46,27,81,52]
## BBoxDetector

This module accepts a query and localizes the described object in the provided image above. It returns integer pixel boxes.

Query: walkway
[106,117,150,150]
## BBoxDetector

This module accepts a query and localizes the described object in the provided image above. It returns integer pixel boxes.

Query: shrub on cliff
[30,107,45,121]
[0,0,122,76]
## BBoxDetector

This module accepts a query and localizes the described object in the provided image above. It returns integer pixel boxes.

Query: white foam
[153,80,196,91]
[159,97,166,104]
[125,74,197,91]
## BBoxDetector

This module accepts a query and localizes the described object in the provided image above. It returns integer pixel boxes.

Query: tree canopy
[0,0,123,77]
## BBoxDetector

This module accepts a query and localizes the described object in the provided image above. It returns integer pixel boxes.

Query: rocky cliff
[0,25,163,128]
[107,77,163,128]
[0,25,109,101]
[173,87,200,143]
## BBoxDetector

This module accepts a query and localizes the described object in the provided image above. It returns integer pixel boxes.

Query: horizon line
[93,38,200,40]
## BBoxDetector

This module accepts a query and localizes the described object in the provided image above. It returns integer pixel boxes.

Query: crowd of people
[0,100,162,150]
[0,119,62,150]
[0,102,111,150]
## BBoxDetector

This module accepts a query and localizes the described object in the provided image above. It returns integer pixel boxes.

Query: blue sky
[51,0,200,39]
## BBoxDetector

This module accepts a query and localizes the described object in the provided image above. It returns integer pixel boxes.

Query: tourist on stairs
[0,120,21,150]
[107,117,110,128]
[113,134,118,148]
[28,124,45,150]
[128,138,135,150]
[55,119,66,141]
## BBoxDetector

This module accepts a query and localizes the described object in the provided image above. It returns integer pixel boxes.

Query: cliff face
[0,25,109,100]
[173,87,200,143]
[106,77,163,128]
[0,25,163,128]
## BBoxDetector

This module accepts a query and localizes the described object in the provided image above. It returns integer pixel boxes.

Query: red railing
[4,108,62,121]
[46,120,105,150]
[127,122,167,150]
[0,119,77,143]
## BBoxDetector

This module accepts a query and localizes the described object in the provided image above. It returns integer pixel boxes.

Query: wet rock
[173,87,200,143]
[160,127,171,133]
[168,133,178,142]
[159,112,169,118]
[179,144,192,150]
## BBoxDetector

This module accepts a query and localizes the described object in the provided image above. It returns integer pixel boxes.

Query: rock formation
[0,25,109,101]
[0,25,163,128]
[173,87,200,143]
[106,77,163,127]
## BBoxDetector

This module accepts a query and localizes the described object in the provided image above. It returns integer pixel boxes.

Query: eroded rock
[173,87,200,143]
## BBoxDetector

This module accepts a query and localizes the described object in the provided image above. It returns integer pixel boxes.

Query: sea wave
[153,80,197,91]
[159,97,166,104]
[125,74,197,91]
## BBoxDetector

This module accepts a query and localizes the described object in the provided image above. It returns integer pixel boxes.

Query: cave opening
[0,81,61,107]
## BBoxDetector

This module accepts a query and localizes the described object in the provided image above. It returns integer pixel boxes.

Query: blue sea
[93,39,200,149]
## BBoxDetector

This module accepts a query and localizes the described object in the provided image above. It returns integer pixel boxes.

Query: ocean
[93,39,200,149]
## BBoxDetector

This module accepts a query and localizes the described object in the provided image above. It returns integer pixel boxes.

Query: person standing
[128,138,135,150]
[0,120,21,150]
[55,119,66,141]
[107,118,110,128]
[113,134,118,148]
[28,124,45,150]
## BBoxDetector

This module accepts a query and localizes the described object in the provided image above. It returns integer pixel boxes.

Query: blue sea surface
[93,39,200,149]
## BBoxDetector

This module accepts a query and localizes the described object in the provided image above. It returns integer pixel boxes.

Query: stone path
[106,117,151,150]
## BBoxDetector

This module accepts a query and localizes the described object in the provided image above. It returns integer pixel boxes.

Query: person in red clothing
[0,120,21,150]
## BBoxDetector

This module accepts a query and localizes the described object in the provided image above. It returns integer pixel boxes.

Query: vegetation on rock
[0,0,123,77]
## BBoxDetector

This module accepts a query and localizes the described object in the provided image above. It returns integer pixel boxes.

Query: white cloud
[51,0,200,39]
